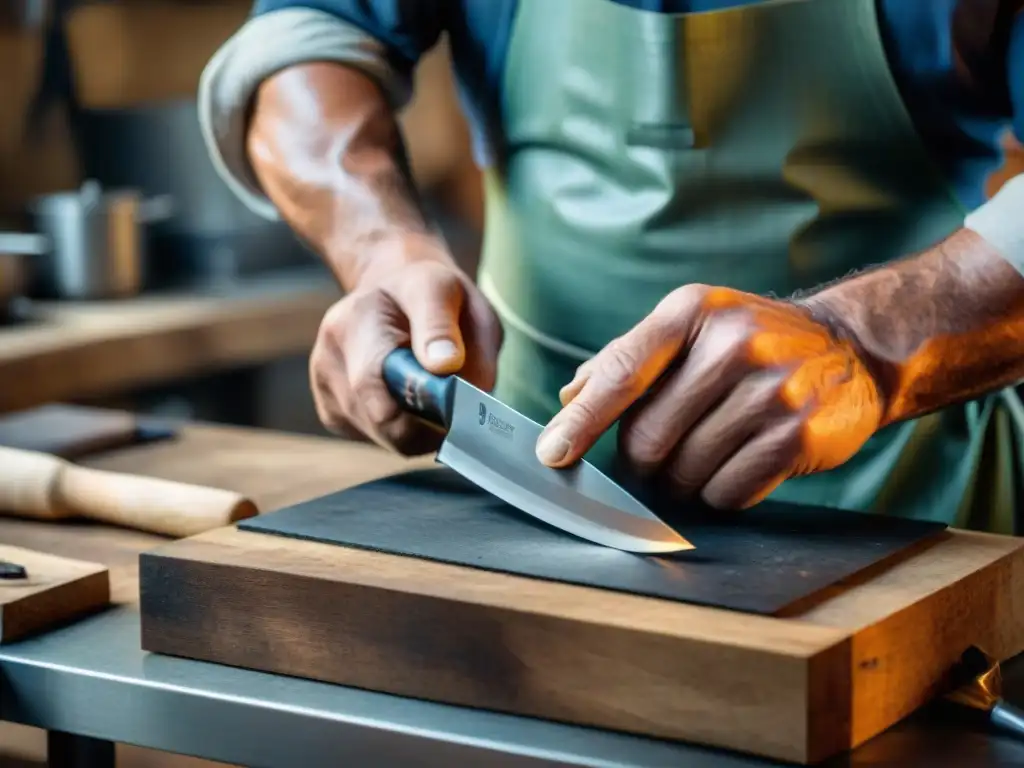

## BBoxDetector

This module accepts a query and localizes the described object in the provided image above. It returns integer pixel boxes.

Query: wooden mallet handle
[0,446,258,538]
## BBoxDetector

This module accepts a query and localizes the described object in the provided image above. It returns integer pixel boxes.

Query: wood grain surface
[0,544,109,644]
[139,516,1024,764]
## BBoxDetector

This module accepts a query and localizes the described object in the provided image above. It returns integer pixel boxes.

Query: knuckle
[622,424,671,468]
[321,296,348,324]
[667,461,702,494]
[319,293,378,348]
[314,403,345,435]
[351,370,383,405]
[711,308,755,338]
[595,344,641,389]
[564,397,598,427]
[317,303,347,344]
[310,383,348,434]
[348,288,388,319]
[653,282,713,321]
[702,314,755,363]
[308,360,353,435]
[768,417,807,458]
[746,371,791,411]
[666,282,710,308]
[308,349,332,391]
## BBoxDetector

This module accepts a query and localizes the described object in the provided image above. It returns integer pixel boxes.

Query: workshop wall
[0,0,478,222]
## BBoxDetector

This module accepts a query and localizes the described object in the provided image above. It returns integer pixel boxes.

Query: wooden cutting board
[0,545,110,644]
[138,476,1024,765]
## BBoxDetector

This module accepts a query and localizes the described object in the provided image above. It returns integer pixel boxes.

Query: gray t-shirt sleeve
[197,8,413,220]
[964,173,1024,276]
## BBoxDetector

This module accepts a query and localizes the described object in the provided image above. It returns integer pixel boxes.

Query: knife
[382,347,693,553]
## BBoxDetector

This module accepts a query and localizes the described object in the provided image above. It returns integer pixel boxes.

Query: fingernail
[536,427,571,465]
[426,339,458,365]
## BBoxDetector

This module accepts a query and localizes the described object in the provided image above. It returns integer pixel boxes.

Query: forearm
[247,63,444,290]
[801,227,1024,425]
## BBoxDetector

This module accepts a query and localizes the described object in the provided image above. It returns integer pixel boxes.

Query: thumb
[390,264,467,375]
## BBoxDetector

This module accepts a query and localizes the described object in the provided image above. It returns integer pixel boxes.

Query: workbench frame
[1,607,734,768]
[4,606,1024,768]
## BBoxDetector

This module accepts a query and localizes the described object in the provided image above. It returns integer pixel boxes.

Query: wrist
[345,229,456,290]
[793,290,900,425]
[792,228,1024,426]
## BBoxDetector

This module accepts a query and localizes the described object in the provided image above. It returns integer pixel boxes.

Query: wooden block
[0,545,110,643]
[0,404,138,458]
[139,526,1024,765]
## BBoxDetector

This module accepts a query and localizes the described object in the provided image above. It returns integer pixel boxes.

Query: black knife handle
[382,347,454,429]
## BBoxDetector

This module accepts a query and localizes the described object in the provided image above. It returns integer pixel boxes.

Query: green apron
[478,0,1024,533]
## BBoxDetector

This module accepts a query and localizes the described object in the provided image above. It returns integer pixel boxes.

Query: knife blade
[382,347,693,553]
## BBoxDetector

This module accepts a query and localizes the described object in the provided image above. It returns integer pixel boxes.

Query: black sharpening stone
[239,467,947,615]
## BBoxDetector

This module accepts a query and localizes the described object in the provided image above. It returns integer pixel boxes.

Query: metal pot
[73,100,314,286]
[28,180,174,299]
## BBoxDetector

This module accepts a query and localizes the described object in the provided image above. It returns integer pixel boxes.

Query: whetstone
[0,545,111,644]
[237,468,948,615]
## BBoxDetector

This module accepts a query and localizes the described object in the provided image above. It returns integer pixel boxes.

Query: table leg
[46,731,115,768]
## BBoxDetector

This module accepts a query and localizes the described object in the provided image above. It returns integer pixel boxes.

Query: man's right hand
[310,236,503,455]
[244,63,501,452]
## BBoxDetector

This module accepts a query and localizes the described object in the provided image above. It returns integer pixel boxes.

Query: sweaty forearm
[247,63,442,290]
[800,228,1024,425]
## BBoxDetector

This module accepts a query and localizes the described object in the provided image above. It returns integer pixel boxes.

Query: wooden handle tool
[0,446,258,538]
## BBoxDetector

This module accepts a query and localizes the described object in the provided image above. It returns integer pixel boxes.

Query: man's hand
[534,285,884,509]
[245,64,503,452]
[310,235,502,454]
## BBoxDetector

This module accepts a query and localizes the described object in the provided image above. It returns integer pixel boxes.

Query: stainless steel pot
[28,180,174,299]
[74,100,313,286]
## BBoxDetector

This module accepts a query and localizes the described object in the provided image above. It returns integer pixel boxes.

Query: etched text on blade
[447,379,685,537]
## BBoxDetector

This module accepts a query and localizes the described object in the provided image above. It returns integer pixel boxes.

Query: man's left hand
[534,284,886,509]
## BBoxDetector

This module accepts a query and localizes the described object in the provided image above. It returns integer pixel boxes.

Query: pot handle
[137,194,175,224]
[0,232,49,255]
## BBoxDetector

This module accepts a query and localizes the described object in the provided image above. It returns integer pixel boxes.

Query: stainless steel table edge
[0,608,752,768]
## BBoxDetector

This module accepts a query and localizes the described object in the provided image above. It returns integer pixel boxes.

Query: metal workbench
[3,607,1024,767]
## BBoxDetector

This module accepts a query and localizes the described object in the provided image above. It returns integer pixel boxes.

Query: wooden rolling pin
[0,446,258,538]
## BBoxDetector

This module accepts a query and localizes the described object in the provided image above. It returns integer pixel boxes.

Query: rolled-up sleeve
[965,9,1024,274]
[198,1,445,220]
